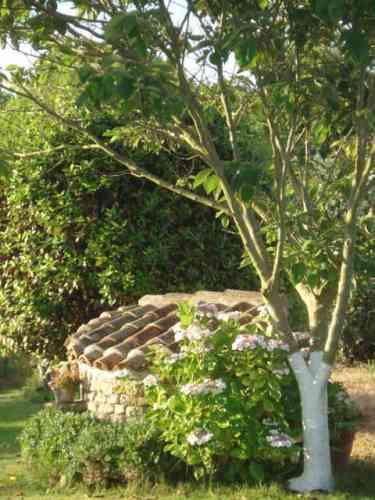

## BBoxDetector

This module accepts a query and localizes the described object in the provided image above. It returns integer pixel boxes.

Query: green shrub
[20,407,178,488]
[21,369,54,404]
[0,128,257,358]
[342,280,375,362]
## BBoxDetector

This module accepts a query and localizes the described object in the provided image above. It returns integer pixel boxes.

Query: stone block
[114,404,126,415]
[87,401,97,412]
[111,414,126,423]
[100,403,114,415]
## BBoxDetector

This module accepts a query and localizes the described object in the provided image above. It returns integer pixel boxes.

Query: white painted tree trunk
[288,351,334,492]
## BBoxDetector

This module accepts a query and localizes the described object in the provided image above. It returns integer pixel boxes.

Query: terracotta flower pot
[53,385,76,404]
[332,430,356,470]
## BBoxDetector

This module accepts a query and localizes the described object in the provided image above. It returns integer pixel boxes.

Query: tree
[1,0,375,492]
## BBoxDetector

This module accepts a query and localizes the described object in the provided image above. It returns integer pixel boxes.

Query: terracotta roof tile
[68,290,265,372]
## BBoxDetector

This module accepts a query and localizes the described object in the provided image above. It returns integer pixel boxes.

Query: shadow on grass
[336,459,375,498]
[0,386,44,458]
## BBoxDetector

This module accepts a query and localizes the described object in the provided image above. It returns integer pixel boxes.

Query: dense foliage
[20,408,174,487]
[0,89,257,357]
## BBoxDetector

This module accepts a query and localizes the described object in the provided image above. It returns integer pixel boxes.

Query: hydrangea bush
[143,302,360,482]
[143,302,300,482]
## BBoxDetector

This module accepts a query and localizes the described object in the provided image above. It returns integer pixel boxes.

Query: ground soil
[333,364,375,464]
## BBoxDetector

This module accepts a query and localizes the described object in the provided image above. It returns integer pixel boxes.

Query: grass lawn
[0,368,374,499]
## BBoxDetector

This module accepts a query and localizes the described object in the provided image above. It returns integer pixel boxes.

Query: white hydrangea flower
[187,429,213,446]
[181,383,203,396]
[205,378,226,395]
[186,323,212,341]
[336,391,347,401]
[336,390,352,405]
[173,322,187,342]
[216,310,241,321]
[267,339,290,352]
[262,418,279,427]
[180,378,226,396]
[166,352,187,364]
[266,432,293,448]
[273,367,290,377]
[181,343,213,355]
[143,374,158,387]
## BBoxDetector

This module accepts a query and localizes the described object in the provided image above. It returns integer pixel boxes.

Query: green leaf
[235,39,257,68]
[291,262,306,284]
[203,174,220,195]
[263,399,274,412]
[313,0,330,21]
[259,0,268,9]
[193,168,212,189]
[209,51,221,66]
[313,122,330,144]
[307,272,320,289]
[134,38,147,58]
[221,215,230,229]
[328,0,345,23]
[343,30,369,64]
[117,75,135,99]
[231,163,262,201]
[239,184,254,203]
[105,13,138,43]
[0,159,10,178]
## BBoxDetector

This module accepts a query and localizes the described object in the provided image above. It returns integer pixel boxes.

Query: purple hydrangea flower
[267,339,290,352]
[232,334,268,351]
[266,432,293,448]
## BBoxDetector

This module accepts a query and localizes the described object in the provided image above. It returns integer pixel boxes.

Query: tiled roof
[66,290,263,372]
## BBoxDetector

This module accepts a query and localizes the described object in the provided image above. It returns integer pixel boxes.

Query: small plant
[48,361,80,391]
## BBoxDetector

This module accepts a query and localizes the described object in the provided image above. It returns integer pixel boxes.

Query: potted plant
[49,361,80,404]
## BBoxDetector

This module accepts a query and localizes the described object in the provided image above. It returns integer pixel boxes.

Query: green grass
[0,386,374,500]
